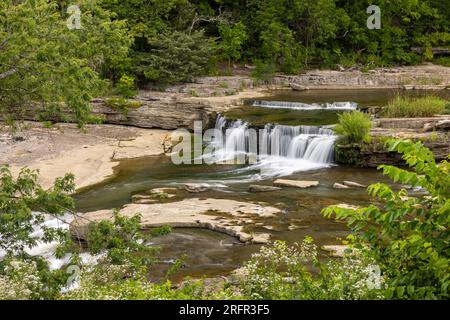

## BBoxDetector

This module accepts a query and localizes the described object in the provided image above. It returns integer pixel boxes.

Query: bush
[384,96,447,118]
[333,111,372,144]
[252,60,277,82]
[116,75,137,98]
[323,139,450,299]
[235,239,386,300]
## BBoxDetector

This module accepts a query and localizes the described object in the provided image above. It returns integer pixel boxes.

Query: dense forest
[86,0,450,80]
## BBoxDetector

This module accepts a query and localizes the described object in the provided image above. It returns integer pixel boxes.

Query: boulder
[342,181,367,188]
[290,83,309,91]
[274,179,319,189]
[248,185,282,192]
[436,120,450,131]
[321,245,351,258]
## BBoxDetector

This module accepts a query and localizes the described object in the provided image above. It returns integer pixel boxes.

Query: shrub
[383,96,446,118]
[104,97,142,117]
[323,139,450,299]
[116,75,137,98]
[434,57,450,67]
[135,31,216,84]
[252,60,277,82]
[333,111,372,144]
[0,260,46,300]
[444,101,450,115]
[235,239,386,300]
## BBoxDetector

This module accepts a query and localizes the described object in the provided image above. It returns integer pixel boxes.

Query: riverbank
[0,122,169,190]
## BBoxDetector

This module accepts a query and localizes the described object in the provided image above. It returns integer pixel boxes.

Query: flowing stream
[207,115,337,178]
[72,89,448,280]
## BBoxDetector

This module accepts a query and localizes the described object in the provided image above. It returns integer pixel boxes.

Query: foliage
[0,0,132,126]
[60,263,210,300]
[323,139,450,299]
[116,75,137,98]
[434,57,450,68]
[218,22,248,69]
[0,166,75,256]
[252,60,278,82]
[134,31,216,84]
[235,239,386,300]
[104,97,142,117]
[0,166,174,299]
[86,211,158,270]
[384,95,447,118]
[333,111,372,144]
[0,259,47,300]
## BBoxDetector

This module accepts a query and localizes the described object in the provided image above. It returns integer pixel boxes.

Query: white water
[0,213,103,270]
[252,100,358,111]
[205,115,337,179]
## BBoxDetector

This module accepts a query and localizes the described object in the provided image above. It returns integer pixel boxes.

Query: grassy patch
[333,111,372,144]
[383,95,447,118]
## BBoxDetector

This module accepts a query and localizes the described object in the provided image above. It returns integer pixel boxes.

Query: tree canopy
[1,0,449,123]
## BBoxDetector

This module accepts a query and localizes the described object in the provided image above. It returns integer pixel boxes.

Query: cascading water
[252,100,357,111]
[208,115,337,178]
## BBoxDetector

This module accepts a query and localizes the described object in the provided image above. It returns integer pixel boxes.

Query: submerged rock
[248,185,282,192]
[273,179,319,189]
[333,183,350,189]
[184,183,210,193]
[342,181,367,188]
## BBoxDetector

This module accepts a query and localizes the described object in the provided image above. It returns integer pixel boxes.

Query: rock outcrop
[71,198,281,244]
[273,179,319,188]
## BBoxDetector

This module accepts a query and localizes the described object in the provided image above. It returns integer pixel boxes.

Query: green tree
[0,0,131,126]
[0,166,75,256]
[323,139,450,299]
[218,21,248,69]
[135,31,216,84]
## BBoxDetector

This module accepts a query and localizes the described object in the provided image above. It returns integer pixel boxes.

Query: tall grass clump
[384,95,446,118]
[333,111,372,144]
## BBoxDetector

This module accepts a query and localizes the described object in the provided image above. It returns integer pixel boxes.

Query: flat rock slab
[342,181,367,188]
[71,198,280,244]
[273,179,319,188]
[333,181,367,189]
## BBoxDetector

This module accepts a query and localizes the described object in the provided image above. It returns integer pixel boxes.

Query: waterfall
[252,100,357,111]
[208,115,337,177]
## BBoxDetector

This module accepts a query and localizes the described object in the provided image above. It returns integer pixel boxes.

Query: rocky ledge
[71,198,281,244]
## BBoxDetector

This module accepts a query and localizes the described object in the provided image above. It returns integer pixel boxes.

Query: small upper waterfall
[207,115,337,177]
[252,100,357,111]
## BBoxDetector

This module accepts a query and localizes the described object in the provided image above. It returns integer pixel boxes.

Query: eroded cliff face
[9,64,449,132]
